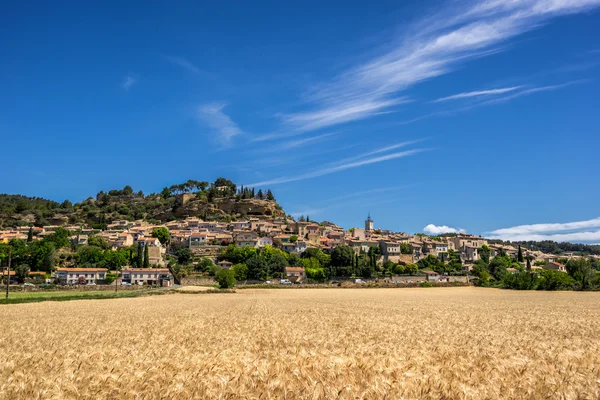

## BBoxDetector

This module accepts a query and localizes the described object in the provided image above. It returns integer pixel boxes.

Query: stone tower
[365,213,374,231]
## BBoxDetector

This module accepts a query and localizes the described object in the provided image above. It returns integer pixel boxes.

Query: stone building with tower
[365,214,374,231]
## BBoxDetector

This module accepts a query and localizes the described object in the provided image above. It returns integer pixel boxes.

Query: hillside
[0,178,286,229]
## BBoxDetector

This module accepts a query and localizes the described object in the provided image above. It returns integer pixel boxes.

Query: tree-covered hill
[0,178,285,229]
[488,239,600,256]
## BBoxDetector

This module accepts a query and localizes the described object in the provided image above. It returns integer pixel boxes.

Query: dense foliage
[0,178,278,229]
[470,245,600,291]
[488,239,600,256]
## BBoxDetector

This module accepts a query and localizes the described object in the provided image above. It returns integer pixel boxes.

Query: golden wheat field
[1,287,600,399]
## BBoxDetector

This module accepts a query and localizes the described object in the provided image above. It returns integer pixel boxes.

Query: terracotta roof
[56,268,108,272]
[422,270,438,275]
[122,268,170,272]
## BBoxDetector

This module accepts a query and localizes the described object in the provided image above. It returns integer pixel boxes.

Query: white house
[56,268,108,285]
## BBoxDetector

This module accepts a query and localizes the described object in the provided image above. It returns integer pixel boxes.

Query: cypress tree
[143,244,150,268]
[517,245,524,262]
[27,227,33,242]
[526,257,531,271]
[136,243,143,267]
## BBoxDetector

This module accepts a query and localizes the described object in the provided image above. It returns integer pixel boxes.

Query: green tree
[289,235,298,243]
[29,241,56,272]
[135,243,143,267]
[173,247,193,265]
[472,260,491,283]
[78,245,105,266]
[330,246,354,270]
[405,263,419,275]
[517,245,524,262]
[231,263,248,280]
[400,242,412,254]
[14,264,31,283]
[88,235,111,250]
[196,257,214,272]
[246,255,267,280]
[27,227,33,242]
[143,244,150,268]
[479,245,491,264]
[215,268,236,288]
[104,249,128,270]
[306,267,327,282]
[566,258,595,289]
[161,187,172,199]
[503,271,538,290]
[537,270,576,290]
[122,185,134,195]
[151,227,170,245]
[45,228,71,249]
[287,252,301,266]
[488,257,509,281]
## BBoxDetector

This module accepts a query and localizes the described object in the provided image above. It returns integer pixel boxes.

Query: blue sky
[1,0,599,242]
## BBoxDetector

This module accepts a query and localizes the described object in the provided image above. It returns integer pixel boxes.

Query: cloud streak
[397,80,586,125]
[270,132,339,151]
[246,148,428,186]
[122,75,136,91]
[432,86,523,102]
[281,0,600,132]
[197,103,243,145]
[165,55,203,75]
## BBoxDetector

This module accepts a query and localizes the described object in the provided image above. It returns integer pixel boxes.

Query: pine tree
[143,244,150,268]
[27,227,33,242]
[266,189,275,201]
[517,245,524,262]
[251,188,255,198]
[257,189,263,200]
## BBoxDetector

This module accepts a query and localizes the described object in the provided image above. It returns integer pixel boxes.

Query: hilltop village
[1,179,599,289]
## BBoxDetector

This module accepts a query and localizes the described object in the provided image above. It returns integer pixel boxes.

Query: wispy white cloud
[327,185,411,202]
[490,217,600,236]
[289,208,330,218]
[424,224,466,235]
[247,147,428,187]
[282,0,600,132]
[477,80,588,105]
[489,230,600,243]
[329,139,426,167]
[289,196,405,219]
[197,103,243,145]
[270,132,339,151]
[165,55,203,75]
[488,217,600,242]
[398,80,586,125]
[122,75,137,91]
[432,86,523,102]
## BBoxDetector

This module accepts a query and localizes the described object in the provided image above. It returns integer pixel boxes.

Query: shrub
[215,269,236,289]
[306,267,327,282]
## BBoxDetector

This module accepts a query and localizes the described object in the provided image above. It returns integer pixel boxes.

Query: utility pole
[5,248,11,299]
